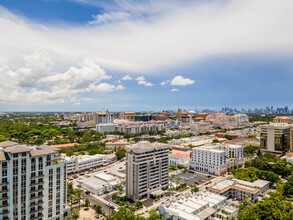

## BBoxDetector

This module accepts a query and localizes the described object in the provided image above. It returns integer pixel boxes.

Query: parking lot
[170,171,214,186]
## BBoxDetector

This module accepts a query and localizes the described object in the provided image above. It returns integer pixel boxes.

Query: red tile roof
[170,153,188,158]
[50,143,79,148]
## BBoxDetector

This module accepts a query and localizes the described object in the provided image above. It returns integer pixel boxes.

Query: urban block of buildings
[190,144,244,175]
[0,141,69,220]
[126,141,169,202]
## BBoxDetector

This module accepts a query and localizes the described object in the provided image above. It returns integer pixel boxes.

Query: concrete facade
[126,141,169,202]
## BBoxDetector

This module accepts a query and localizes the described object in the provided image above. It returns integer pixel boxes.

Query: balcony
[30,200,43,207]
[0,203,8,209]
[31,175,44,180]
[0,189,8,194]
[30,214,43,220]
[31,188,44,193]
[0,197,8,202]
[30,208,43,214]
[31,181,44,187]
[0,182,8,187]
[30,194,44,200]
[46,158,65,167]
[0,212,9,218]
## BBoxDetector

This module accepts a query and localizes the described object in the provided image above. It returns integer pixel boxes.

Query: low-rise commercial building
[159,191,238,220]
[169,153,190,167]
[105,141,127,152]
[63,154,104,174]
[63,154,116,174]
[80,173,122,195]
[208,179,269,203]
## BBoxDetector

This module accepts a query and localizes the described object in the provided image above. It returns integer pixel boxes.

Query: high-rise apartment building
[126,141,169,202]
[95,109,114,124]
[123,112,136,122]
[0,141,69,220]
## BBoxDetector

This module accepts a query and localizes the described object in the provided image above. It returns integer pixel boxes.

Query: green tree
[212,138,220,143]
[224,134,232,140]
[67,182,75,207]
[115,147,126,160]
[75,189,83,209]
[191,185,199,193]
[282,175,293,197]
[0,135,6,142]
[148,209,161,220]
[70,208,80,219]
[112,192,118,201]
[85,198,90,207]
[65,149,75,157]
[95,204,103,219]
[106,207,145,220]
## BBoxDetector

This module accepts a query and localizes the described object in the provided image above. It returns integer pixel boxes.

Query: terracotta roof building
[208,179,269,203]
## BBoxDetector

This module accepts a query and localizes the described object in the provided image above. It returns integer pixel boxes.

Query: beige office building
[126,141,169,202]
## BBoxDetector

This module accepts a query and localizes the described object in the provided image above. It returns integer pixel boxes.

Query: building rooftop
[126,141,169,152]
[50,143,80,148]
[161,191,226,220]
[170,153,188,158]
[95,173,116,182]
[209,179,269,194]
[0,141,59,159]
[106,141,126,145]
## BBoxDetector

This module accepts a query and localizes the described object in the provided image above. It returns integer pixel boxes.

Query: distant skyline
[1,0,293,111]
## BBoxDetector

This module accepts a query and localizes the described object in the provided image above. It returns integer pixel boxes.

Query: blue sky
[0,0,293,112]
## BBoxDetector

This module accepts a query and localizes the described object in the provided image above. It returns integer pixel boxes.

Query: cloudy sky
[0,0,293,111]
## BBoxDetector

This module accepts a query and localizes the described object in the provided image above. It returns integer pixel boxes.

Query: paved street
[83,193,113,216]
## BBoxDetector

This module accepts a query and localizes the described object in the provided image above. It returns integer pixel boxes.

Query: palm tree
[85,198,90,207]
[95,204,103,219]
[67,182,75,208]
[71,208,79,219]
[75,189,83,209]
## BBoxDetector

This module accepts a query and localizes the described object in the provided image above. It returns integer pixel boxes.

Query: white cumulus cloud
[1,0,293,74]
[135,75,154,87]
[122,74,132,80]
[89,12,130,25]
[170,75,195,86]
[0,51,124,105]
[171,88,179,92]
